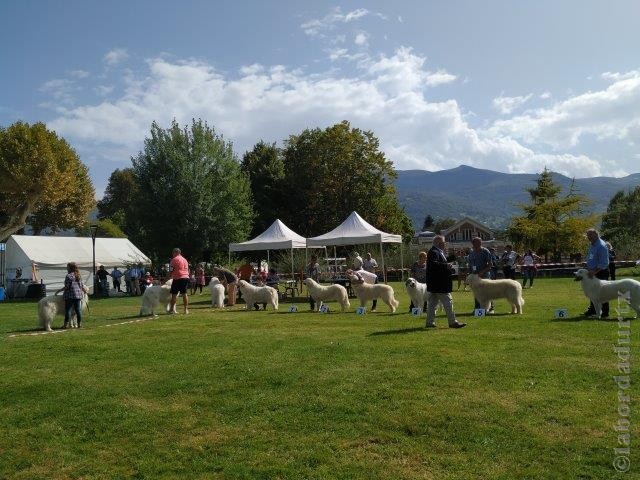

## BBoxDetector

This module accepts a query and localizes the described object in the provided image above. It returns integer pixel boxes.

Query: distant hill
[394,165,640,230]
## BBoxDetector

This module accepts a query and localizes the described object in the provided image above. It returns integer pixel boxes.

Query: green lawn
[1,274,638,479]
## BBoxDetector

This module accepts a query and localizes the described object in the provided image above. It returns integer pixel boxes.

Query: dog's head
[346,270,365,284]
[574,268,589,281]
[405,278,417,289]
[209,276,221,286]
[303,278,311,286]
[465,273,479,286]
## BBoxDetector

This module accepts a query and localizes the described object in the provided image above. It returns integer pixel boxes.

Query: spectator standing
[583,229,610,318]
[111,266,123,292]
[141,271,154,293]
[123,267,132,294]
[468,237,494,312]
[169,248,190,314]
[425,236,466,329]
[352,252,363,270]
[363,252,378,274]
[129,265,141,296]
[214,265,238,306]
[501,245,518,280]
[194,263,206,294]
[489,248,499,279]
[520,250,540,288]
[96,265,109,295]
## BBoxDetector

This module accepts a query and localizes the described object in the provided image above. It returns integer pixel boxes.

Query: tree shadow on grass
[368,326,426,337]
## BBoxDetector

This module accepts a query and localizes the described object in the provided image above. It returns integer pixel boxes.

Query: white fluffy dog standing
[139,279,173,316]
[405,277,427,311]
[237,280,279,311]
[574,268,640,318]
[303,278,350,312]
[38,293,89,331]
[209,277,225,308]
[466,274,524,314]
[348,272,399,313]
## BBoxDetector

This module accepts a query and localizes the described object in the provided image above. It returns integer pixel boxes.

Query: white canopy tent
[4,235,151,293]
[306,211,403,282]
[228,219,311,276]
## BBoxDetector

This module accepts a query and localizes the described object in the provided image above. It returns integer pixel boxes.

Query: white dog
[38,293,89,331]
[348,272,399,313]
[237,280,279,311]
[405,277,427,312]
[574,268,640,318]
[139,279,173,316]
[466,274,524,314]
[303,278,350,312]
[209,277,225,308]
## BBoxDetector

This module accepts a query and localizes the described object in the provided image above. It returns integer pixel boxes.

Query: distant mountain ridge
[394,165,640,230]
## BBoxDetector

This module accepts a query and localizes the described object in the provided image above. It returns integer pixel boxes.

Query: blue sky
[2,0,640,195]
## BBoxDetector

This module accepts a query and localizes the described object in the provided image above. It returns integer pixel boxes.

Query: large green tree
[96,168,137,232]
[601,186,640,258]
[506,169,596,259]
[279,121,413,239]
[0,121,95,240]
[240,141,285,237]
[127,119,253,261]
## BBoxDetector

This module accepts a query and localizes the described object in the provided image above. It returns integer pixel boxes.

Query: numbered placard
[411,307,422,316]
[474,308,486,317]
[288,305,298,313]
[554,308,568,319]
[319,304,330,314]
[356,307,366,315]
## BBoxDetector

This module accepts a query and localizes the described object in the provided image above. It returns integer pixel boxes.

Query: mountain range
[394,165,640,230]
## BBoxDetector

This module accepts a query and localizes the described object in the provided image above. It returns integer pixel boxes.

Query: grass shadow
[368,326,426,337]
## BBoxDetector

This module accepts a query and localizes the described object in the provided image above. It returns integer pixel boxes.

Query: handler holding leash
[583,228,610,318]
[169,248,190,315]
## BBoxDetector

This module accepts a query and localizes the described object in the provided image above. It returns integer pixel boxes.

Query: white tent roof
[4,235,151,293]
[5,235,151,268]
[229,219,308,252]
[306,211,402,247]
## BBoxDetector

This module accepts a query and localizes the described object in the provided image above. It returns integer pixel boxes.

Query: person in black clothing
[425,235,466,329]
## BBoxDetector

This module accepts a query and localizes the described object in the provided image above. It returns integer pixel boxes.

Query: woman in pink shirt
[169,247,190,314]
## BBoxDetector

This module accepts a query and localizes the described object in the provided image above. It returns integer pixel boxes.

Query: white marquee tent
[306,211,402,282]
[4,235,150,293]
[229,219,310,276]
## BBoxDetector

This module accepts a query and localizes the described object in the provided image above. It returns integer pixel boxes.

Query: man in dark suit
[425,235,466,329]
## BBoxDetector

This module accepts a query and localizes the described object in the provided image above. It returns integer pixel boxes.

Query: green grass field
[1,273,638,479]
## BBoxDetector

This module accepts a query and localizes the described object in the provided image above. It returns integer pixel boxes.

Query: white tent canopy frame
[228,219,310,277]
[4,235,151,293]
[306,211,403,282]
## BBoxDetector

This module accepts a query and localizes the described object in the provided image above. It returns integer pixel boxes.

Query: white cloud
[46,49,633,182]
[354,31,369,46]
[489,69,640,149]
[39,78,78,105]
[94,85,114,96]
[539,91,551,99]
[69,69,89,78]
[425,69,457,87]
[103,48,129,65]
[300,7,382,36]
[492,93,533,115]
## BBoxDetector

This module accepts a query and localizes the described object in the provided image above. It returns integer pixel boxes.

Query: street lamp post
[90,224,98,296]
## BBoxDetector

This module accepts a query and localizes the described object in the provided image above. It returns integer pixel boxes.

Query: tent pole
[291,248,294,279]
[333,246,337,277]
[380,240,386,283]
[228,249,231,268]
[400,242,404,281]
[267,250,270,270]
